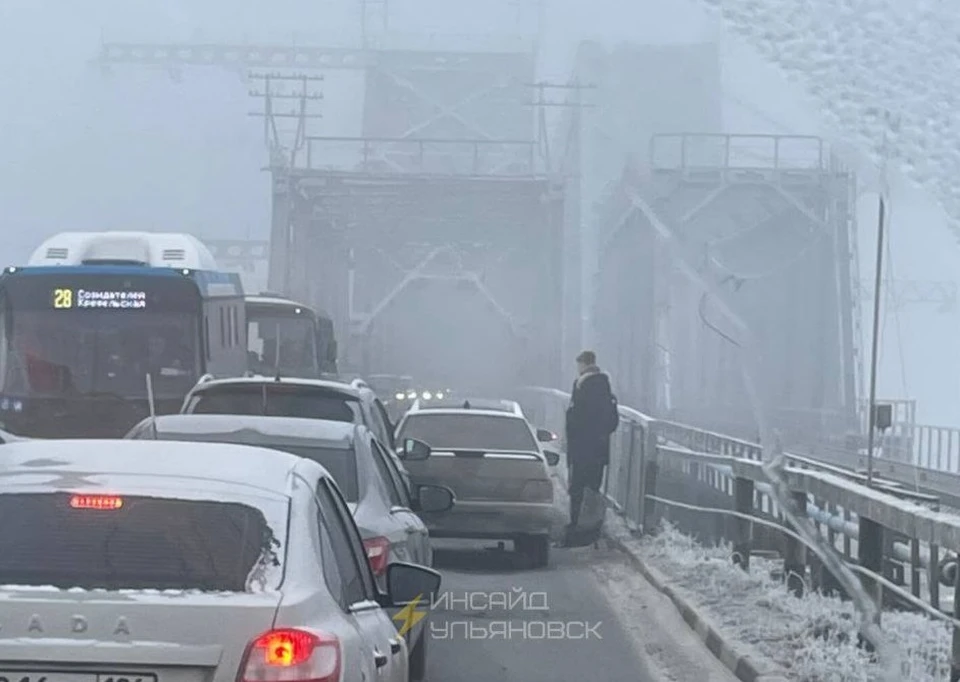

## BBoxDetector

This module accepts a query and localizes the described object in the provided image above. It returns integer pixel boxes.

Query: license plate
[0,673,158,682]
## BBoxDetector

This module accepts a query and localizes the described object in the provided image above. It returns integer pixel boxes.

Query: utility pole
[865,195,885,487]
[865,110,899,486]
[248,72,324,167]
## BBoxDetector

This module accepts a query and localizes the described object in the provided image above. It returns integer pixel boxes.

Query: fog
[2,0,958,426]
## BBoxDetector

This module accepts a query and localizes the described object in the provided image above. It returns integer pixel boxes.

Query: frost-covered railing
[514,386,960,677]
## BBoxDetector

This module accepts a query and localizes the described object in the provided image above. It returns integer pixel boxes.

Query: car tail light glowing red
[238,628,340,682]
[363,536,390,576]
[70,494,123,510]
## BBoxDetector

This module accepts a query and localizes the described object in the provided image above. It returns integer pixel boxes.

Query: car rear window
[269,445,359,502]
[398,413,538,452]
[187,385,361,423]
[0,492,285,592]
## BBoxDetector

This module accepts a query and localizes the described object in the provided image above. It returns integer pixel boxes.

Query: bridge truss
[595,132,860,446]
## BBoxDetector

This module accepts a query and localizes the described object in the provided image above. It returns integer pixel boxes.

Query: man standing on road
[565,350,618,530]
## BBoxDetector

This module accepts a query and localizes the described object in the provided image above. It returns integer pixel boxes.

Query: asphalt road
[424,540,662,681]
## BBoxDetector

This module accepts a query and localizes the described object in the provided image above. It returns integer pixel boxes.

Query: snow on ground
[614,519,953,681]
[589,544,740,682]
[698,0,960,233]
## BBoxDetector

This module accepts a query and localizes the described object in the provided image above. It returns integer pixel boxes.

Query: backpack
[602,392,620,435]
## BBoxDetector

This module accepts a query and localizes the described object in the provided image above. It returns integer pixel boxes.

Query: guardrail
[513,386,960,676]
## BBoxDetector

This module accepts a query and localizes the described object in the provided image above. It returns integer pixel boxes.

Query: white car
[0,439,440,682]
[126,413,453,681]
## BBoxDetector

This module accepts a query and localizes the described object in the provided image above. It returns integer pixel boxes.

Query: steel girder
[620,133,859,445]
[272,170,564,389]
[360,49,536,174]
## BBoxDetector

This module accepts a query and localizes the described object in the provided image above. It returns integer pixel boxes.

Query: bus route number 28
[53,288,73,309]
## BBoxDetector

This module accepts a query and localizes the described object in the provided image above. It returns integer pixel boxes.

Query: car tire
[409,630,428,681]
[517,534,550,569]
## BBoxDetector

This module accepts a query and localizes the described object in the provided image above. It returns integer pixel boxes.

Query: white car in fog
[126,413,453,682]
[0,439,441,682]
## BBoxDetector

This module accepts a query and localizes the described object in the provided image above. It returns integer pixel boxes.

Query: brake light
[70,494,123,510]
[363,536,390,576]
[238,628,340,682]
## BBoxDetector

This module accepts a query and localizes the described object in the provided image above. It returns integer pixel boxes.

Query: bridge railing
[513,386,960,666]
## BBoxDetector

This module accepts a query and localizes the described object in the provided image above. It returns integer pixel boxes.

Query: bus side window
[204,316,211,360]
[233,306,240,346]
[219,307,226,348]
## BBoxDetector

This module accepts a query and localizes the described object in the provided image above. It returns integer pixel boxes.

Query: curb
[605,533,789,682]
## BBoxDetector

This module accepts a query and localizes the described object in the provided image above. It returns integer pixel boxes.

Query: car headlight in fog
[395,392,406,401]
[422,391,433,400]
[406,390,417,400]
[436,391,445,399]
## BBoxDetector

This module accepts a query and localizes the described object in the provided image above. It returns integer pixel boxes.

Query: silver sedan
[0,438,441,682]
[127,413,453,681]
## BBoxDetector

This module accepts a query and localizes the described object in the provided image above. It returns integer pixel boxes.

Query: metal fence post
[784,492,807,597]
[732,476,754,571]
[859,517,884,633]
[624,421,640,526]
[639,421,659,534]
[951,564,960,681]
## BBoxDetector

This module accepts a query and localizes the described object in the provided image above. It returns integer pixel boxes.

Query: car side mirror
[383,562,442,607]
[536,428,557,443]
[543,450,561,466]
[412,484,455,513]
[399,437,431,461]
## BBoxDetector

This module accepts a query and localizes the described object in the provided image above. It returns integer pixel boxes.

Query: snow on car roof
[149,414,357,449]
[0,439,304,497]
[194,376,360,397]
[412,397,521,413]
[404,407,524,419]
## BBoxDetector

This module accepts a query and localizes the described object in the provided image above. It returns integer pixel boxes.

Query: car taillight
[238,628,340,682]
[363,536,390,576]
[522,480,554,503]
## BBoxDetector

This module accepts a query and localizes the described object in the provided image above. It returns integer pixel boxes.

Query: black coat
[565,370,613,466]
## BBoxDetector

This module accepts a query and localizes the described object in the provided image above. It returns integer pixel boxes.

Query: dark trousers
[568,456,606,525]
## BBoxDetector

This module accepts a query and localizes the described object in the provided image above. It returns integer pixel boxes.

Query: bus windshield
[247,309,318,377]
[0,272,202,399]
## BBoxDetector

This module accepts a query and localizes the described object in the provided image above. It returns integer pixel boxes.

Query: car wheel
[409,630,427,681]
[516,534,550,569]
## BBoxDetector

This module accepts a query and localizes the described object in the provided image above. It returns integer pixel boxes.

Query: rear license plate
[0,673,158,682]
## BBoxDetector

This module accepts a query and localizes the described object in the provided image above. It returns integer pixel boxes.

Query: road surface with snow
[424,539,739,681]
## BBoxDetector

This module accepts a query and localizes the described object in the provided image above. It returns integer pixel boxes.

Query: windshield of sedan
[398,413,538,452]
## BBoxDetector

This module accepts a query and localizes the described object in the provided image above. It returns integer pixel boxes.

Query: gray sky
[1,0,956,424]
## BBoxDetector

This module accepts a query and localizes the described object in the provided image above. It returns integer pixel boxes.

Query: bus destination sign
[52,288,147,310]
